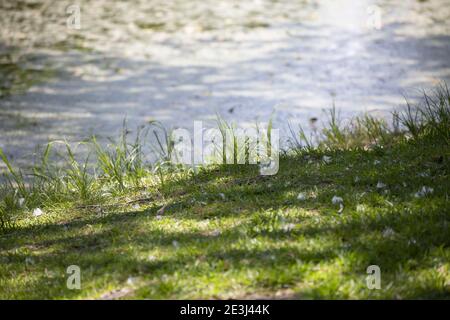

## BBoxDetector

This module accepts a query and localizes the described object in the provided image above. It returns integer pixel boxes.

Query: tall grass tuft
[216,114,274,165]
[288,84,450,155]
[93,122,148,192]
[0,148,27,198]
[289,107,395,153]
[0,148,28,231]
[397,83,450,143]
[0,187,21,230]
[148,120,174,162]
[64,142,98,203]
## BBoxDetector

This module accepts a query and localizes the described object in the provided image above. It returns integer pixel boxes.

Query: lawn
[0,87,449,299]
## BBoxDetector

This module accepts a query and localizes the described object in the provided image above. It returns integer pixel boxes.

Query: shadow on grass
[1,142,449,299]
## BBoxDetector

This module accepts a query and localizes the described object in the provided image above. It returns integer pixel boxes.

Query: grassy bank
[0,85,449,299]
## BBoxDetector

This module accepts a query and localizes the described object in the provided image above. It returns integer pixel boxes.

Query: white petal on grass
[414,186,434,198]
[382,227,396,238]
[219,193,226,200]
[423,186,433,194]
[376,181,386,189]
[32,208,44,217]
[126,277,138,286]
[18,198,25,207]
[281,223,296,232]
[338,203,344,214]
[332,196,343,205]
[297,193,307,201]
[172,240,179,248]
[373,160,381,165]
[354,176,360,183]
[155,215,163,220]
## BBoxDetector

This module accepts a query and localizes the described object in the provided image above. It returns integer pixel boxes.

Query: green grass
[0,86,449,299]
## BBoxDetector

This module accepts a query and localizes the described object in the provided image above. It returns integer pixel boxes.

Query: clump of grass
[63,142,98,203]
[289,106,397,153]
[148,120,175,162]
[397,83,450,143]
[289,84,450,154]
[0,187,21,230]
[0,141,99,231]
[0,120,189,231]
[216,113,274,165]
[93,130,143,193]
[0,148,27,198]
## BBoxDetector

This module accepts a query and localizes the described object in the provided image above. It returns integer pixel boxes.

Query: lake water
[1,0,449,166]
